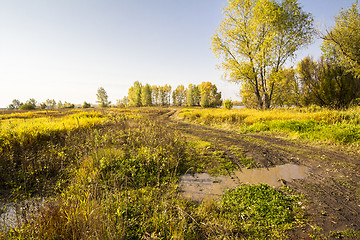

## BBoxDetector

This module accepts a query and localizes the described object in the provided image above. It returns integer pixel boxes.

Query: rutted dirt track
[160,110,360,238]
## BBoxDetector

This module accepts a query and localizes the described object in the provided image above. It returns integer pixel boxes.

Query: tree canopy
[322,1,360,77]
[212,0,314,108]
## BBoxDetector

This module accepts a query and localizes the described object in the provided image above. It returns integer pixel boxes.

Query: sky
[0,0,356,108]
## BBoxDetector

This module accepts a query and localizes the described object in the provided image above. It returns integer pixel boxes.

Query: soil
[157,109,360,239]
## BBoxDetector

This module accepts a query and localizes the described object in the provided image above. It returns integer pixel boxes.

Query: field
[0,107,359,239]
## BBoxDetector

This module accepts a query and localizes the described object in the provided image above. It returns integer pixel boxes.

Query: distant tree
[20,103,35,110]
[7,104,15,110]
[40,102,47,109]
[199,82,222,108]
[12,99,22,109]
[172,85,187,106]
[186,84,195,106]
[223,99,233,109]
[186,84,201,106]
[158,85,171,106]
[116,96,129,108]
[193,85,201,106]
[26,98,37,108]
[151,85,160,106]
[141,84,152,106]
[96,87,110,107]
[82,102,91,108]
[63,102,75,108]
[57,101,63,109]
[322,1,360,76]
[270,68,300,107]
[128,81,142,107]
[45,99,57,109]
[212,0,314,108]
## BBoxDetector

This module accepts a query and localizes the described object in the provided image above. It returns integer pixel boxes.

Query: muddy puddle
[179,164,310,202]
[0,198,44,230]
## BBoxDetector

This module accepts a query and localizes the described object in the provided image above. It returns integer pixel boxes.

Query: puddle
[179,164,310,202]
[0,199,44,230]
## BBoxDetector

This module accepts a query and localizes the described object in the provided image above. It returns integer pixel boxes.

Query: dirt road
[160,109,360,238]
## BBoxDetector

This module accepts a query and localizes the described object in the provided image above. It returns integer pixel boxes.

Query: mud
[179,164,310,202]
[160,109,360,238]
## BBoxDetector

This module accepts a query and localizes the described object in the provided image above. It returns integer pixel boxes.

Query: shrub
[20,103,36,110]
[223,99,233,110]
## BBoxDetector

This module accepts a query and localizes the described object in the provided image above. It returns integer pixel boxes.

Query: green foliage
[297,56,360,109]
[223,99,233,109]
[96,87,110,107]
[178,107,360,145]
[214,184,303,238]
[172,85,187,106]
[0,111,107,197]
[82,101,91,108]
[322,1,360,77]
[63,101,75,108]
[329,229,360,239]
[212,0,314,108]
[141,84,152,106]
[0,109,308,239]
[20,103,36,110]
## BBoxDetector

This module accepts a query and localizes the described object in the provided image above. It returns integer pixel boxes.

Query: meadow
[177,107,360,147]
[0,107,359,239]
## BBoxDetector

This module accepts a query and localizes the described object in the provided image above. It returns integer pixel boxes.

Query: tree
[151,85,160,106]
[186,84,201,106]
[116,96,129,108]
[223,99,234,109]
[64,102,75,108]
[212,0,314,108]
[20,103,35,110]
[199,82,222,108]
[172,85,187,106]
[128,81,142,107]
[141,84,152,106]
[57,101,63,109]
[45,99,57,109]
[7,99,22,110]
[12,99,22,109]
[297,56,360,109]
[40,102,47,109]
[26,98,37,108]
[96,87,110,107]
[322,1,360,77]
[82,102,91,108]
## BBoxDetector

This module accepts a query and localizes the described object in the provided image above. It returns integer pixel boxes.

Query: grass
[0,108,307,239]
[177,107,360,146]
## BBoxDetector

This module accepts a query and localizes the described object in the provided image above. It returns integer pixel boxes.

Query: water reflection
[179,164,310,202]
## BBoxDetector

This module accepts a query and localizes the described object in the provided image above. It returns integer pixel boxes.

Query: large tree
[212,0,314,108]
[128,81,142,107]
[96,87,110,107]
[322,1,360,77]
[141,84,152,106]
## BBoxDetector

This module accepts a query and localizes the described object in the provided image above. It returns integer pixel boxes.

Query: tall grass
[1,109,304,239]
[177,107,360,145]
[0,111,108,197]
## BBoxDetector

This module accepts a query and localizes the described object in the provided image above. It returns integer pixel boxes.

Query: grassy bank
[0,109,305,239]
[177,107,360,146]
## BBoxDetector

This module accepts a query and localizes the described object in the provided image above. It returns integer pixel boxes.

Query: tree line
[7,82,223,110]
[117,81,222,108]
[213,0,360,109]
[7,98,85,110]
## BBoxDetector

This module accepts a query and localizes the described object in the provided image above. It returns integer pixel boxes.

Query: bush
[223,99,233,110]
[82,102,91,108]
[20,103,36,110]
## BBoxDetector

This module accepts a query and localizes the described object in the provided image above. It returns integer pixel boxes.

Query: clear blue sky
[0,0,356,108]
